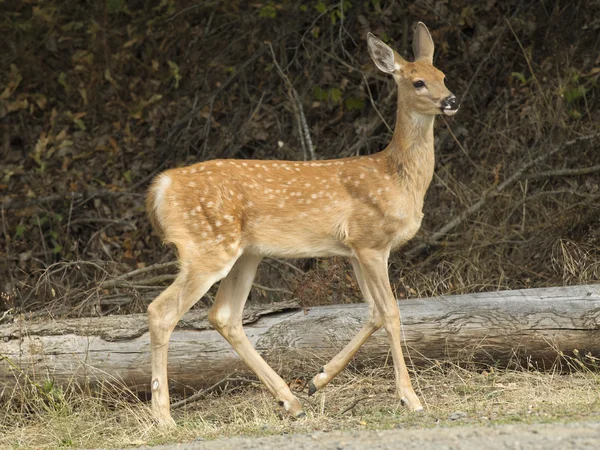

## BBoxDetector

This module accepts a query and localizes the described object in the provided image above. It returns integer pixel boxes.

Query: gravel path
[152,421,600,449]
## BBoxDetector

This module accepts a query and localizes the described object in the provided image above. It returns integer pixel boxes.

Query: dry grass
[1,361,598,448]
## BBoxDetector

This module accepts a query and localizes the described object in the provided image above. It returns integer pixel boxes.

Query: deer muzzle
[441,94,459,116]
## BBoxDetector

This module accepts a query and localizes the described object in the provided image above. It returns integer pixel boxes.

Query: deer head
[367,23,459,117]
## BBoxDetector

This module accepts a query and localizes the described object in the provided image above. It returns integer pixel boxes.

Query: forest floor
[1,365,599,448]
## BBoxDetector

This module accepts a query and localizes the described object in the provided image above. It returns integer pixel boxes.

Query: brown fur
[146,24,458,425]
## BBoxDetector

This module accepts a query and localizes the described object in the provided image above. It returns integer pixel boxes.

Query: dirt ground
[150,421,600,450]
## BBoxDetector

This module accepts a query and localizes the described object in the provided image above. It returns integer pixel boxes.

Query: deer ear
[367,33,398,73]
[412,22,434,63]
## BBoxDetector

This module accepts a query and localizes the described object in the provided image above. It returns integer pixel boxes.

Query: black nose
[441,94,459,110]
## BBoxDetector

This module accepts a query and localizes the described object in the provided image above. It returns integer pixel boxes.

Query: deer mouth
[442,106,459,116]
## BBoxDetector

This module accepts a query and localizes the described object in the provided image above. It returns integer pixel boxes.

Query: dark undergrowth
[1,0,599,316]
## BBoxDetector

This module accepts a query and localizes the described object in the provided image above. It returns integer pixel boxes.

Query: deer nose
[441,94,459,110]
[441,94,459,115]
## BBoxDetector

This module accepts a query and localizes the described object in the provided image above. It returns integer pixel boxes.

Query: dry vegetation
[1,359,599,447]
[1,0,599,313]
[1,0,600,447]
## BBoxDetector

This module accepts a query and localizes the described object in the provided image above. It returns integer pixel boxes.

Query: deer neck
[384,96,436,204]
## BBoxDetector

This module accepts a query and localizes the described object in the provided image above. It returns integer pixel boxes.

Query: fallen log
[0,285,598,394]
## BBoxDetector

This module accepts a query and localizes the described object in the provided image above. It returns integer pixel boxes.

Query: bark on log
[0,286,599,394]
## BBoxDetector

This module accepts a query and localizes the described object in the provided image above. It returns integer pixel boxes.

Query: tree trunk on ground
[1,285,599,394]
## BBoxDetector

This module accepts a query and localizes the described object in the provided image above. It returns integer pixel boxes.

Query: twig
[405,133,600,257]
[165,3,207,23]
[268,43,316,160]
[460,24,507,105]
[441,116,477,169]
[301,38,393,136]
[106,261,179,283]
[525,164,600,180]
[167,45,271,142]
[266,257,305,275]
[102,274,178,289]
[252,284,293,296]
[338,395,372,415]
[362,72,393,134]
[170,376,257,410]
[103,273,293,297]
[0,190,142,211]
[506,19,550,110]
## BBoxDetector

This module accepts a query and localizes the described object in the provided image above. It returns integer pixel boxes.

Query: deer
[146,22,459,426]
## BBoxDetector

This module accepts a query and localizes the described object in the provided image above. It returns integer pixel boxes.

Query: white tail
[146,22,459,425]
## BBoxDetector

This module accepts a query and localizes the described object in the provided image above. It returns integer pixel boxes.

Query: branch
[1,190,141,211]
[268,44,316,160]
[525,164,600,180]
[405,133,600,258]
[100,261,293,296]
[167,45,270,142]
[170,377,258,410]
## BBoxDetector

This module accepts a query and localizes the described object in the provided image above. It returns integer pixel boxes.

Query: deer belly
[245,223,352,258]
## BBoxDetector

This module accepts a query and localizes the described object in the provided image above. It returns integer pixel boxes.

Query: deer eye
[413,80,426,89]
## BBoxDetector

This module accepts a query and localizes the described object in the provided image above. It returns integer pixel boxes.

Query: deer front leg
[355,248,423,411]
[308,258,382,395]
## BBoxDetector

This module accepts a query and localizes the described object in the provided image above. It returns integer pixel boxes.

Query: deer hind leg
[355,248,423,412]
[308,257,382,395]
[208,253,305,418]
[148,253,241,426]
